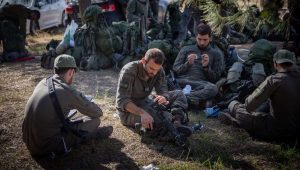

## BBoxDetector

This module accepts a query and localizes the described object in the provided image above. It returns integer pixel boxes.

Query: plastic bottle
[182,84,192,95]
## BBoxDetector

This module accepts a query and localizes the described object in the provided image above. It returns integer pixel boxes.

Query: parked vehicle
[65,0,126,26]
[0,0,67,34]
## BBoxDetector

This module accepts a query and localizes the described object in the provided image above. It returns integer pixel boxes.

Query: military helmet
[83,5,103,23]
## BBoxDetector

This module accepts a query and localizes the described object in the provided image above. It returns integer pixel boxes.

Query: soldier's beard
[143,67,155,78]
[145,69,155,78]
[198,45,208,50]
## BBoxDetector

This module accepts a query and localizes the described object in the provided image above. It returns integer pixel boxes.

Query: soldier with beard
[173,23,224,108]
[116,48,188,131]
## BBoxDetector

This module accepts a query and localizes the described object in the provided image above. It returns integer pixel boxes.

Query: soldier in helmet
[73,5,114,70]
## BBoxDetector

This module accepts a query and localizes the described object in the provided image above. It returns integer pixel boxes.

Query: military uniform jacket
[126,0,153,23]
[22,75,102,155]
[243,69,300,135]
[173,44,224,83]
[0,4,32,38]
[116,60,168,113]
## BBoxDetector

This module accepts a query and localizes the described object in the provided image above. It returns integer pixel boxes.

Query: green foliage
[187,0,289,40]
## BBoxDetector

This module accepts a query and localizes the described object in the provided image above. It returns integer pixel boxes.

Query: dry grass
[0,27,300,169]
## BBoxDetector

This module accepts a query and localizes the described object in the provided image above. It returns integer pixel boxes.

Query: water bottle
[182,85,192,95]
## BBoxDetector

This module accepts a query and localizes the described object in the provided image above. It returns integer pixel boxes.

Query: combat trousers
[228,103,294,140]
[175,6,202,44]
[177,79,218,105]
[118,90,188,127]
[36,116,100,157]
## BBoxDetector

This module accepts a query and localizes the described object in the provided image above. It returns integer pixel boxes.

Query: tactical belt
[46,76,86,138]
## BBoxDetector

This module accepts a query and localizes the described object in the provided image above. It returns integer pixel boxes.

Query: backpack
[41,50,56,69]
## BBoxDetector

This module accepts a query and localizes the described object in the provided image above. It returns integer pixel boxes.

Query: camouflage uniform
[22,55,102,156]
[173,44,224,105]
[225,50,300,139]
[116,60,188,127]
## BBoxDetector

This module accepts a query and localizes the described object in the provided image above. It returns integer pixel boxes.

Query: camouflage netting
[83,5,103,24]
[73,5,114,70]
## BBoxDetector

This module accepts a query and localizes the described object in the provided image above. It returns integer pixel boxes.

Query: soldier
[116,48,188,132]
[220,50,300,140]
[173,23,224,108]
[0,4,40,39]
[149,0,159,21]
[126,0,153,47]
[174,0,202,45]
[126,0,153,23]
[73,5,114,70]
[0,4,40,60]
[22,54,104,157]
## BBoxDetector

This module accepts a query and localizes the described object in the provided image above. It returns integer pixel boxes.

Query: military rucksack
[41,50,56,69]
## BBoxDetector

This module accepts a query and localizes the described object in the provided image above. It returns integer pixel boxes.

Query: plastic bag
[62,20,78,47]
[56,20,78,54]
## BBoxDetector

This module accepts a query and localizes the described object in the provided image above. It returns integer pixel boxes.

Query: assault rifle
[167,70,181,90]
[139,14,147,47]
[237,80,256,103]
[150,100,203,148]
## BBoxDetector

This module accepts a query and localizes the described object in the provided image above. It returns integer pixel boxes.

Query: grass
[0,27,300,169]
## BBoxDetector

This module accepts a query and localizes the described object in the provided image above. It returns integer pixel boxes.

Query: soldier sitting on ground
[116,48,192,146]
[22,54,105,158]
[219,50,300,140]
[72,5,115,70]
[173,23,224,109]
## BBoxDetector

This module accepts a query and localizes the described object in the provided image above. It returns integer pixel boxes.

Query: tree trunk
[78,0,91,23]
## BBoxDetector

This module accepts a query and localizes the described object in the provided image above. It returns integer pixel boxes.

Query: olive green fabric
[73,7,114,70]
[1,20,25,53]
[273,49,295,64]
[22,74,102,156]
[83,5,103,24]
[167,0,181,39]
[244,39,277,75]
[54,54,77,69]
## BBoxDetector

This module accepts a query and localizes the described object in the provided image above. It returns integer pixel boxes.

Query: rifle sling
[46,76,84,138]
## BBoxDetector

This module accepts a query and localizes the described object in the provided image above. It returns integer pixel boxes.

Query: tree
[78,0,91,23]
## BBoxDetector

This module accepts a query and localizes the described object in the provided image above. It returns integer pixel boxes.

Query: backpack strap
[46,76,86,138]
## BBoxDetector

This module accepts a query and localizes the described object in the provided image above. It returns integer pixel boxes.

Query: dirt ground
[0,28,300,169]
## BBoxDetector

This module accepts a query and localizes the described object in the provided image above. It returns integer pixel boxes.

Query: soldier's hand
[140,110,154,130]
[187,53,197,65]
[153,94,169,105]
[201,54,209,68]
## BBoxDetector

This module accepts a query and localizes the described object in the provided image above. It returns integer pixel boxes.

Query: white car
[1,0,67,34]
